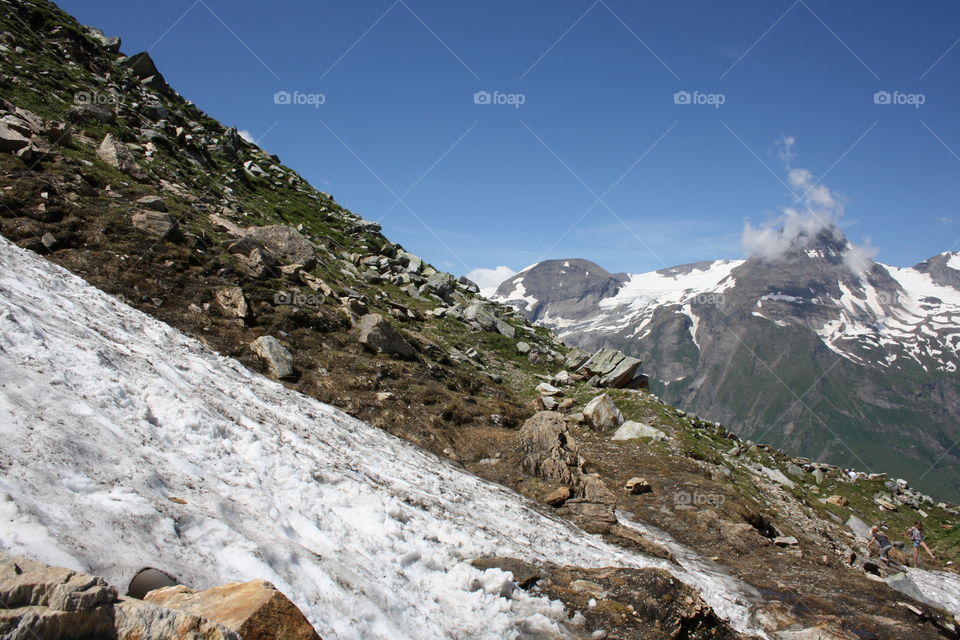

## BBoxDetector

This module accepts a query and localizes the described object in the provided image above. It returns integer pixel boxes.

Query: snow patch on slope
[0,239,768,639]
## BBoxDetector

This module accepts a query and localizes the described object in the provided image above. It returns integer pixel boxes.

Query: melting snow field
[0,239,770,638]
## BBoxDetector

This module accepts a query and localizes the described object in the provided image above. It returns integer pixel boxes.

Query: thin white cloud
[466,266,517,298]
[937,216,954,225]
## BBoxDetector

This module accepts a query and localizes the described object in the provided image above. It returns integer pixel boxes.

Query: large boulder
[582,394,624,431]
[250,336,295,380]
[578,348,643,389]
[518,411,585,487]
[145,580,320,640]
[0,554,239,640]
[357,314,416,359]
[97,133,144,179]
[244,225,317,269]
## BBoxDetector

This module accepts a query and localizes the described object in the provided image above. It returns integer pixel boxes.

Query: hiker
[906,521,935,567]
[867,526,893,565]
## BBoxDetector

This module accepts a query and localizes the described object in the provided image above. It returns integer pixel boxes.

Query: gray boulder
[583,394,624,431]
[244,225,317,269]
[577,347,642,388]
[250,336,295,380]
[97,134,143,179]
[358,314,417,359]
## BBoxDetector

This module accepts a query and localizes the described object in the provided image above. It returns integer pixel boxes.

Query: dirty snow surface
[0,239,766,638]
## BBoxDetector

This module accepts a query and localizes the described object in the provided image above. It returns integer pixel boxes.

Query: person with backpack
[906,521,935,567]
[867,525,893,565]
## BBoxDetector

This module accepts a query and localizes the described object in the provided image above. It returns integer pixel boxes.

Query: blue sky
[56,0,960,288]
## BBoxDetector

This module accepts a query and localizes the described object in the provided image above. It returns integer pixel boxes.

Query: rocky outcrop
[518,412,619,533]
[518,411,585,487]
[145,580,321,640]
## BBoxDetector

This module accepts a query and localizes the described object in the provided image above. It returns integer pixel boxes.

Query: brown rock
[544,486,571,507]
[145,580,320,640]
[826,495,849,507]
[624,477,652,495]
[0,554,238,640]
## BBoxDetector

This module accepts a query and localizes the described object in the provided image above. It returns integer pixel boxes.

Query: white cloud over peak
[741,136,874,276]
[466,266,517,298]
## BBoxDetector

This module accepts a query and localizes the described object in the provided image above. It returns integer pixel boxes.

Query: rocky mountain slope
[4,0,960,638]
[493,231,960,501]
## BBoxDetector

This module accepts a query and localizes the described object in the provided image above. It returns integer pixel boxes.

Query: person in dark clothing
[867,526,893,565]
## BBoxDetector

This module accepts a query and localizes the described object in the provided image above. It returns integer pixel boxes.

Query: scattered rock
[145,580,320,640]
[624,477,652,495]
[536,382,560,396]
[214,286,249,319]
[131,210,175,237]
[357,314,416,359]
[250,336,296,380]
[0,121,30,152]
[136,195,167,211]
[826,495,849,507]
[97,133,144,179]
[582,394,624,431]
[774,536,799,547]
[544,486,572,507]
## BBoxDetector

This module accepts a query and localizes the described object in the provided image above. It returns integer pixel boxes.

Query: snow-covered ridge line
[0,239,766,638]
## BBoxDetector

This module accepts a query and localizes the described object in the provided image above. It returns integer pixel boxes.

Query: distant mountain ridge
[493,230,960,500]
